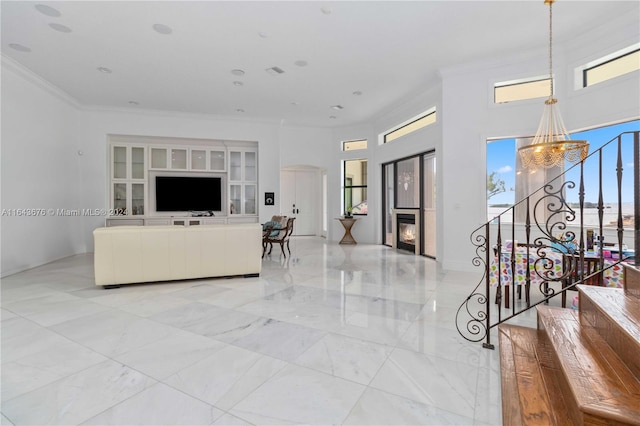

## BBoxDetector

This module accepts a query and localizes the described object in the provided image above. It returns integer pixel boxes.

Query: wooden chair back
[562,255,603,287]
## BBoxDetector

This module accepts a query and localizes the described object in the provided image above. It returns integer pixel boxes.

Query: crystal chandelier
[518,0,589,169]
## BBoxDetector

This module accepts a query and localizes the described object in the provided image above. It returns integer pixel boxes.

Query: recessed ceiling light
[329,116,337,119]
[258,31,269,38]
[321,6,332,15]
[231,69,245,76]
[233,81,244,86]
[9,43,31,53]
[128,101,139,105]
[291,101,299,106]
[49,23,72,33]
[236,108,245,113]
[152,24,172,35]
[294,60,308,67]
[265,66,285,76]
[330,105,344,110]
[352,90,363,96]
[97,67,112,74]
[35,4,61,17]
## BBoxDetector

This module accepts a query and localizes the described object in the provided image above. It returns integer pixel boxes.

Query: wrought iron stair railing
[456,130,639,349]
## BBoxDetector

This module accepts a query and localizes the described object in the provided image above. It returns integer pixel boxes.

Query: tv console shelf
[106,216,257,227]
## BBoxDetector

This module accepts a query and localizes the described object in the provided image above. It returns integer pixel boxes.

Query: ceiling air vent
[265,66,285,76]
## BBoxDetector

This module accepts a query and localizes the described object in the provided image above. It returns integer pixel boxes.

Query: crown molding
[1,54,81,109]
[81,103,287,127]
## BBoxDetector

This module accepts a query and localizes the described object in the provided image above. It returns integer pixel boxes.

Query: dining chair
[561,254,602,308]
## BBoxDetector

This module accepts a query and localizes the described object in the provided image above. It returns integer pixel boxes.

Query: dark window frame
[344,159,368,216]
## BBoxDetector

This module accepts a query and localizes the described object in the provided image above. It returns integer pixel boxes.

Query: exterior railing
[456,130,639,349]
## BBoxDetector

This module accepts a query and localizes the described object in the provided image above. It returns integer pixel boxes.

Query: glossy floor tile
[1,236,533,425]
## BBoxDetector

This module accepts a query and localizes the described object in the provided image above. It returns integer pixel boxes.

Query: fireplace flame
[401,226,416,244]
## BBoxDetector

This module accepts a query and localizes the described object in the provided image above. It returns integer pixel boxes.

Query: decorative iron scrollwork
[456,227,490,342]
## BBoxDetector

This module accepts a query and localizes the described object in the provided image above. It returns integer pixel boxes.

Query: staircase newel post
[483,221,495,349]
[634,131,639,260]
[579,160,586,262]
[598,149,605,265]
[525,198,531,306]
[616,135,624,255]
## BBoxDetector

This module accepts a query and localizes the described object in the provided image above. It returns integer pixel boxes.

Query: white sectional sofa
[93,223,262,287]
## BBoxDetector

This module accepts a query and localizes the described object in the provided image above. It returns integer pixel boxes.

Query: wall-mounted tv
[155,176,222,212]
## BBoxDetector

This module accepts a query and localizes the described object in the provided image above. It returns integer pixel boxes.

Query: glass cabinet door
[131,147,145,179]
[113,146,127,179]
[245,151,257,182]
[131,183,145,215]
[171,149,187,169]
[210,150,225,171]
[229,184,241,215]
[113,183,127,215]
[191,150,206,170]
[229,152,242,181]
[244,184,257,215]
[111,145,146,217]
[151,148,167,169]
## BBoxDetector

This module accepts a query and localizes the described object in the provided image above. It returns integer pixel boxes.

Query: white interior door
[281,169,317,235]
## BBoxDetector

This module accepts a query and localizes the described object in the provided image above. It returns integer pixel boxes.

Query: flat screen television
[155,176,222,212]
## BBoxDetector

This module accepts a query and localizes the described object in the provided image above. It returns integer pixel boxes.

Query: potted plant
[344,205,353,218]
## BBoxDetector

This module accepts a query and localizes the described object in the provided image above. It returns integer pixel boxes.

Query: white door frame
[280,165,324,236]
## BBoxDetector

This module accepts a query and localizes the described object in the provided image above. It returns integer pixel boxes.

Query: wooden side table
[337,217,358,244]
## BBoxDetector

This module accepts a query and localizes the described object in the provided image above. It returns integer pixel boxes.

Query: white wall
[75,109,285,250]
[1,59,84,276]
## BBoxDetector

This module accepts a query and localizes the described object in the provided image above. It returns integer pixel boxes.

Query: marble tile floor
[1,237,545,425]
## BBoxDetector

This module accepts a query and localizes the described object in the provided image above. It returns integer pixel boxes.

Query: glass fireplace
[397,213,416,252]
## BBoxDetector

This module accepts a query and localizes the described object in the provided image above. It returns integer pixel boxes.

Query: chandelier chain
[549,1,554,98]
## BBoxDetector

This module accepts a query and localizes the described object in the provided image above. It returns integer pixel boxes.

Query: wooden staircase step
[498,324,575,426]
[537,305,640,425]
[578,284,640,381]
[623,263,640,298]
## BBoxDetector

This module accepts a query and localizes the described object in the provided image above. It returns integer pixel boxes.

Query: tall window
[344,159,367,215]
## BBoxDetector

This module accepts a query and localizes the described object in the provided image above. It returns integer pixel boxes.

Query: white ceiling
[2,1,638,128]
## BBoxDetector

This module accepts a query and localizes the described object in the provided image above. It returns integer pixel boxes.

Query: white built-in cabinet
[228,149,257,216]
[148,146,226,172]
[107,139,257,226]
[111,145,146,216]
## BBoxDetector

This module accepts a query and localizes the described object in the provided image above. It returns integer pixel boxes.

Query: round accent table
[337,217,358,244]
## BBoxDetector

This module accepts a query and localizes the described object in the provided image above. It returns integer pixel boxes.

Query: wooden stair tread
[537,305,640,424]
[578,285,640,345]
[499,324,574,426]
[578,284,640,383]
